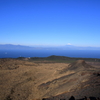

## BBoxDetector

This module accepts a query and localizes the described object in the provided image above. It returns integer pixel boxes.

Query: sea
[0,50,100,58]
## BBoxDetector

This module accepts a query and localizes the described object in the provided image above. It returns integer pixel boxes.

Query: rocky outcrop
[42,96,100,100]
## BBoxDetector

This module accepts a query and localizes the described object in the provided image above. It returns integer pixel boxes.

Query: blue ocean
[0,50,100,58]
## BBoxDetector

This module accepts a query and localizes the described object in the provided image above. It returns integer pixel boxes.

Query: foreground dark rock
[42,96,100,100]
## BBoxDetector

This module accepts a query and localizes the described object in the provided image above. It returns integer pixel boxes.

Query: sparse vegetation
[17,55,100,63]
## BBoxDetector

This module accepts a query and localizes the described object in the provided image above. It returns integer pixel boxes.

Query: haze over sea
[1,0,100,56]
[0,50,100,59]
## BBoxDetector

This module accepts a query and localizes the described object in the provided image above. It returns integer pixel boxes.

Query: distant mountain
[59,45,100,50]
[0,44,35,50]
[0,44,100,50]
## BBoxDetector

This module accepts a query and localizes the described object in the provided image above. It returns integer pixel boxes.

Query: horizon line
[0,43,100,47]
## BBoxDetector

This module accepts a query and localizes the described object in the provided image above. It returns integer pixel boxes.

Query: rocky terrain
[0,57,100,100]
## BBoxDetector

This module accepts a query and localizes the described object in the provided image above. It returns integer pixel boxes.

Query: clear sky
[0,0,100,47]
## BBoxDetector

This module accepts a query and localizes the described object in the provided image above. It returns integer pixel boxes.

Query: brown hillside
[0,59,100,100]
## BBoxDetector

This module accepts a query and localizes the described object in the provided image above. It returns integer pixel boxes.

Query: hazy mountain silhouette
[0,44,100,50]
[0,44,35,50]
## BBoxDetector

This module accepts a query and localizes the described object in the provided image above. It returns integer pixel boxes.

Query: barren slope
[0,59,100,100]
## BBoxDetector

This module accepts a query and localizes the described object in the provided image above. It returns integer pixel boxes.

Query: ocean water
[0,50,100,58]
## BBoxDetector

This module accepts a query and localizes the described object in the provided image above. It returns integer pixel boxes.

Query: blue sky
[0,0,100,47]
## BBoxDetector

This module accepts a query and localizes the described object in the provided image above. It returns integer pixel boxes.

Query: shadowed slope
[0,59,100,100]
[41,61,100,100]
[38,60,97,98]
[59,60,94,74]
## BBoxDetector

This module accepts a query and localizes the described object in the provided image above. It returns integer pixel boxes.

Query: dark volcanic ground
[0,58,100,100]
[42,60,100,100]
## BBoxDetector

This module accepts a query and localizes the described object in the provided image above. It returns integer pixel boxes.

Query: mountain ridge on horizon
[0,44,100,50]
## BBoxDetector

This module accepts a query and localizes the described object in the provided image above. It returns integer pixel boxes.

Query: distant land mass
[0,44,100,50]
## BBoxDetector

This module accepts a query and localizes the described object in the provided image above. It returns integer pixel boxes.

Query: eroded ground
[0,58,100,100]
